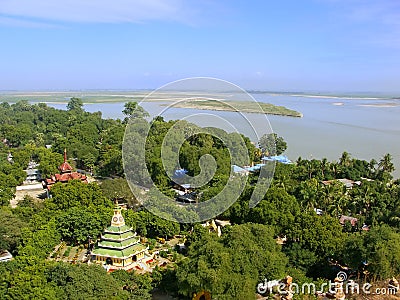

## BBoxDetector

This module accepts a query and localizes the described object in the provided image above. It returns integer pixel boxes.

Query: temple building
[91,203,148,271]
[24,161,41,184]
[43,149,87,191]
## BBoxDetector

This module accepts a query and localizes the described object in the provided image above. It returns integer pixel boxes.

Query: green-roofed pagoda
[91,202,147,270]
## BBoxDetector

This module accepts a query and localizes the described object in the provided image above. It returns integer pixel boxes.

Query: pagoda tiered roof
[98,237,139,248]
[92,243,147,258]
[58,161,73,172]
[104,224,132,234]
[102,231,136,241]
[91,202,148,261]
[44,149,88,190]
[59,148,73,172]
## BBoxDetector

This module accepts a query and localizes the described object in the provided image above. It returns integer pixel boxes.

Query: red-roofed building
[58,153,73,173]
[43,149,88,191]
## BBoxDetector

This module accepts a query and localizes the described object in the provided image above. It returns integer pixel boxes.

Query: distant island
[162,98,303,117]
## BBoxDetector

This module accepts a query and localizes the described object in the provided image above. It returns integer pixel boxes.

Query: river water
[49,94,400,178]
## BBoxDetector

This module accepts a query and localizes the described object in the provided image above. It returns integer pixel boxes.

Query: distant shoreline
[358,103,399,108]
[0,90,398,102]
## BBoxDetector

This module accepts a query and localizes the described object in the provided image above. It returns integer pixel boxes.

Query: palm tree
[378,153,394,173]
[361,186,374,220]
[322,181,346,215]
[330,162,340,179]
[321,158,329,180]
[327,195,343,218]
[299,178,321,211]
[305,160,320,180]
[275,175,289,192]
[339,151,351,167]
[367,158,377,179]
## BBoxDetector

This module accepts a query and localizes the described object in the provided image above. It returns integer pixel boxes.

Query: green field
[0,91,147,103]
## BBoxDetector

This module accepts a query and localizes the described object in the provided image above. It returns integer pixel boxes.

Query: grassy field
[0,91,147,103]
[162,98,303,117]
[0,91,225,104]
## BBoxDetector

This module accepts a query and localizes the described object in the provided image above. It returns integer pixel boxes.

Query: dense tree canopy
[177,223,288,299]
[0,98,399,299]
[0,99,125,175]
[100,178,139,207]
[48,180,112,210]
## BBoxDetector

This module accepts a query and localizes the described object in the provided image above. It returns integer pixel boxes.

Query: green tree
[284,213,345,268]
[123,101,149,123]
[47,263,129,299]
[0,209,27,254]
[247,186,300,233]
[111,270,152,300]
[48,181,112,210]
[377,153,395,181]
[98,147,123,177]
[18,220,61,262]
[7,264,60,300]
[134,210,180,238]
[339,151,351,168]
[35,147,64,178]
[341,225,400,279]
[66,97,84,112]
[100,178,139,207]
[177,223,287,299]
[56,206,110,245]
[258,133,287,156]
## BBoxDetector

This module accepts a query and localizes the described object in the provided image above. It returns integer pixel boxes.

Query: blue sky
[0,0,399,92]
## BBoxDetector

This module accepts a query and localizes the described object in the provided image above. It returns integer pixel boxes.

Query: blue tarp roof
[262,155,292,164]
[174,168,188,178]
[245,164,266,172]
[232,165,248,173]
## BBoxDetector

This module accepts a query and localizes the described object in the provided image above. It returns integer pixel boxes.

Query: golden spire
[111,200,125,227]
